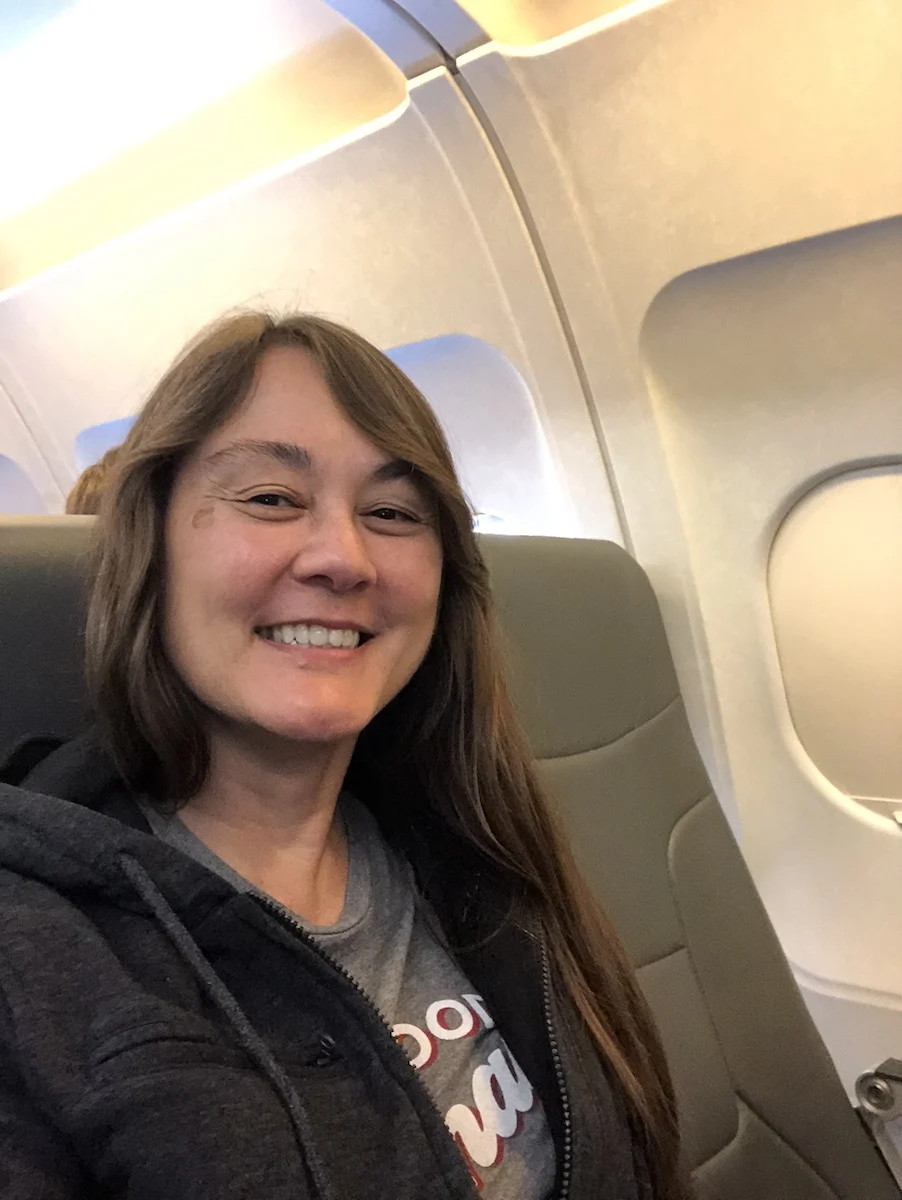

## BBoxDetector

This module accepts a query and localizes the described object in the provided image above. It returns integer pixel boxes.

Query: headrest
[479,535,678,759]
[0,520,675,768]
[0,517,94,757]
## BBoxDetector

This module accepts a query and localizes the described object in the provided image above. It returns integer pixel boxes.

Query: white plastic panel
[0,456,45,514]
[640,218,902,1089]
[0,374,65,512]
[393,1,486,57]
[461,0,902,332]
[0,69,619,539]
[324,0,442,75]
[454,0,659,45]
[456,0,902,1088]
[407,72,621,542]
[0,0,407,292]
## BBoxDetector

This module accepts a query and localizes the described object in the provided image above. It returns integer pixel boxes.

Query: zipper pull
[312,1033,340,1067]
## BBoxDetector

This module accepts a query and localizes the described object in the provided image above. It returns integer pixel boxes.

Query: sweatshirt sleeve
[0,1041,90,1198]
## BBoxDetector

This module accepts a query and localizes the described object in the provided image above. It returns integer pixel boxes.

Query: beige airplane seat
[0,517,897,1198]
[480,535,899,1200]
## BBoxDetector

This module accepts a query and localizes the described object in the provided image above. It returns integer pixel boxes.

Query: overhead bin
[0,0,407,293]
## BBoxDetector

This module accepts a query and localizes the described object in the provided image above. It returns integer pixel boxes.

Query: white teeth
[259,623,362,648]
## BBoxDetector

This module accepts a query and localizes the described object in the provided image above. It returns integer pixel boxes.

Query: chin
[258,706,373,747]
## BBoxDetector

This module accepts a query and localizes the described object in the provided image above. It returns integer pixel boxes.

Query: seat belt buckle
[856,1059,902,1184]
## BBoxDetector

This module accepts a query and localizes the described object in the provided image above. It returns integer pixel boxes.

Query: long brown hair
[86,311,687,1197]
[65,445,122,515]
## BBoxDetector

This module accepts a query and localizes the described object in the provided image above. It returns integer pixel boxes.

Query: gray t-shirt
[139,795,556,1198]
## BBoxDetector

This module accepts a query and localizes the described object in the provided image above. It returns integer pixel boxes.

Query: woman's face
[163,345,443,754]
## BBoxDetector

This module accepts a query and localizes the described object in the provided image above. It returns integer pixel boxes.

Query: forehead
[199,345,382,467]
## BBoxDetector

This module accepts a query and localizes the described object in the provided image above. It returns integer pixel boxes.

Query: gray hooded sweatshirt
[0,731,651,1200]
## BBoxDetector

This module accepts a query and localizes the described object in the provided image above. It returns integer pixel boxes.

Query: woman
[0,312,689,1198]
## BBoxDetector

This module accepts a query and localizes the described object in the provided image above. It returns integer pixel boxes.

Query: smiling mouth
[255,622,372,649]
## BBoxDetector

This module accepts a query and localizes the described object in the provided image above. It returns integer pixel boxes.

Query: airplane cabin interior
[1,1,901,1196]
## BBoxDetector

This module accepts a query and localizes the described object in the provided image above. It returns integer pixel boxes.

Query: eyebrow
[203,439,312,475]
[371,458,419,484]
[202,438,419,485]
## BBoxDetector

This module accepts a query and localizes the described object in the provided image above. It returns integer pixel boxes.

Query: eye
[366,506,419,523]
[244,492,298,509]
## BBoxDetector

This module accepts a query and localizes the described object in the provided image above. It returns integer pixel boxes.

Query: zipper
[251,894,478,1197]
[542,941,573,1200]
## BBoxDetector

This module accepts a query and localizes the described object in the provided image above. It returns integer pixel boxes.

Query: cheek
[390,552,443,638]
[165,517,279,631]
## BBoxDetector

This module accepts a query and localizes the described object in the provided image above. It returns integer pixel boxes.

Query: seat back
[0,518,895,1197]
[480,534,897,1200]
[0,517,94,755]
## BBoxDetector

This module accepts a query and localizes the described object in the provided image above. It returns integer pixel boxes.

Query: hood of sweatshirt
[0,730,580,1200]
[0,730,345,1199]
[0,730,239,920]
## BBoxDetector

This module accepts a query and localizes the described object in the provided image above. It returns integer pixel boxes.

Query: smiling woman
[161,344,443,773]
[0,311,689,1200]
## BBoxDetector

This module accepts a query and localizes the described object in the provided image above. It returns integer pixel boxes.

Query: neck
[177,726,355,924]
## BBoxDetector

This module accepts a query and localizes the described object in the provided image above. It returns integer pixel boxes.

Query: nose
[289,507,378,593]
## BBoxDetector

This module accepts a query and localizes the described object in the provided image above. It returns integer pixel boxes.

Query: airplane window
[768,465,902,812]
[388,334,575,536]
[0,455,47,514]
[72,334,574,535]
[75,416,136,471]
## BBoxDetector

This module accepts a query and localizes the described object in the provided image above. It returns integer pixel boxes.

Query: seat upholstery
[0,517,896,1198]
[0,517,94,754]
[480,534,898,1200]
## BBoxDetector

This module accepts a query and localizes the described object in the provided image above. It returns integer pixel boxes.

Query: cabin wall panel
[0,69,620,537]
[640,220,902,999]
[0,364,67,509]
[459,0,902,1087]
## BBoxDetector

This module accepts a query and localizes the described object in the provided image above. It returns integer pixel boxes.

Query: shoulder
[0,864,76,911]
[0,867,109,957]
